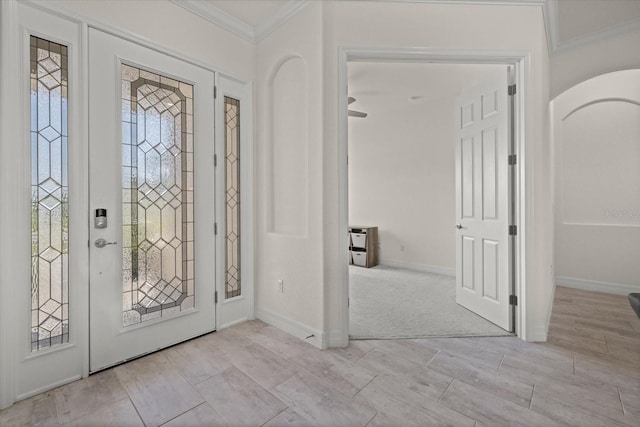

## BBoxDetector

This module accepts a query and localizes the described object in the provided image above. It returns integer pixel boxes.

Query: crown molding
[169,0,311,44]
[254,0,312,43]
[169,0,255,43]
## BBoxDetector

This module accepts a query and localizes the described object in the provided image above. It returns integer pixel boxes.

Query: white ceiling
[173,0,640,51]
[348,62,507,117]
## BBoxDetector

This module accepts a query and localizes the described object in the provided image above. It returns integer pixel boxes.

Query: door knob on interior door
[94,238,117,248]
[456,224,464,229]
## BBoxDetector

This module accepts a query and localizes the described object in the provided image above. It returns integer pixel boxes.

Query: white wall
[550,26,640,98]
[254,1,325,344]
[553,69,640,293]
[321,1,553,342]
[349,93,456,271]
[50,0,255,80]
[348,63,505,272]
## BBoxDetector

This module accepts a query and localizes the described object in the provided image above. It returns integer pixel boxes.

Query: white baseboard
[556,276,640,296]
[327,330,348,348]
[255,307,326,350]
[218,317,249,331]
[379,259,455,277]
[529,325,548,342]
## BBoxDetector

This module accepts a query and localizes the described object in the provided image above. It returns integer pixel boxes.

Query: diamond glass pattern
[224,97,241,299]
[30,36,69,351]
[121,64,195,327]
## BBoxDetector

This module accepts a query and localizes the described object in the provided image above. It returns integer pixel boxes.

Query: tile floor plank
[54,369,128,424]
[224,342,299,390]
[114,352,204,426]
[439,380,560,426]
[194,367,287,426]
[274,372,376,427]
[64,398,143,427]
[427,350,534,408]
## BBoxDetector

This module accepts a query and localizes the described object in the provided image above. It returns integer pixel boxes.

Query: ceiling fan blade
[348,96,356,105]
[348,110,367,118]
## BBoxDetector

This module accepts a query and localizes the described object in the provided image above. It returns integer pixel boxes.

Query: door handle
[456,224,464,230]
[94,238,117,248]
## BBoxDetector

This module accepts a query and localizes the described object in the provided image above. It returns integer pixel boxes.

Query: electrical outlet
[277,279,283,293]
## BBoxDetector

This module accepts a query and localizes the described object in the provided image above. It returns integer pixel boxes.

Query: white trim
[169,0,312,45]
[530,325,548,342]
[543,0,559,53]
[0,0,20,410]
[378,259,455,277]
[168,0,254,43]
[353,0,546,5]
[256,308,326,350]
[337,46,530,348]
[15,374,81,402]
[218,317,250,330]
[556,277,640,296]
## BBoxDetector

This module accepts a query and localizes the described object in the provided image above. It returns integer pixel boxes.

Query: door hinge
[214,154,217,167]
[509,225,517,236]
[214,222,218,235]
[214,85,217,99]
[508,154,517,165]
[348,298,350,307]
[509,295,518,306]
[508,84,516,96]
[215,291,218,304]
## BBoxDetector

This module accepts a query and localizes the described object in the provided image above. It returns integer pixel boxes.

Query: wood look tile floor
[1,286,639,426]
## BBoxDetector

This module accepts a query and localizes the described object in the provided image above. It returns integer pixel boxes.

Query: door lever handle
[94,238,117,248]
[456,224,464,230]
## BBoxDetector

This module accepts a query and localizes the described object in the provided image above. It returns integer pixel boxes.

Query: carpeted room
[347,61,514,339]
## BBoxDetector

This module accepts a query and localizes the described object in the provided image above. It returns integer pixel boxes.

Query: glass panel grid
[30,36,69,351]
[224,97,241,299]
[121,64,195,327]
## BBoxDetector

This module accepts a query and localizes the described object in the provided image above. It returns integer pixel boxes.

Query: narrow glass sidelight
[121,64,195,326]
[224,97,241,299]
[30,36,69,351]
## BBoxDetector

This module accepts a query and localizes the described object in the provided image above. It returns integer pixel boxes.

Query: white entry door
[89,29,216,372]
[455,70,512,331]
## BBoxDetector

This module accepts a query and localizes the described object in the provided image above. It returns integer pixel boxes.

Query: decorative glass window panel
[224,97,241,299]
[121,64,195,327]
[30,36,69,351]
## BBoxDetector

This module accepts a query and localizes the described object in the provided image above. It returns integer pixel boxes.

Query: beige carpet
[349,265,513,339]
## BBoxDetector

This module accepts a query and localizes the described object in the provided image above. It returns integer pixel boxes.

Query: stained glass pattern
[224,97,241,299]
[121,65,195,327]
[30,36,69,351]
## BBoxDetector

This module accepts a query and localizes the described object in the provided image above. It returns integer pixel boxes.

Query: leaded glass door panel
[88,29,216,372]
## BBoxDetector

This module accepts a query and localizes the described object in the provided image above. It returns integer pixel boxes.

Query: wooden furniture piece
[349,226,378,268]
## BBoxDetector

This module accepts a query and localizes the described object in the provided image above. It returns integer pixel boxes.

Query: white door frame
[0,0,254,409]
[336,47,528,346]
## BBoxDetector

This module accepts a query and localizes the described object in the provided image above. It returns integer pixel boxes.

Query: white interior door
[89,29,216,372]
[455,69,512,331]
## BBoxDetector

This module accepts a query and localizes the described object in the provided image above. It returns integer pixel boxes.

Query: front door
[88,29,216,371]
[454,69,512,331]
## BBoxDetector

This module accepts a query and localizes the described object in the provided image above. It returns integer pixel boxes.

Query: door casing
[337,47,528,347]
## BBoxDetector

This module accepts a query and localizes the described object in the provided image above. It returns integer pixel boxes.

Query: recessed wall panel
[562,100,640,226]
[482,128,498,220]
[482,239,499,301]
[461,103,474,128]
[461,136,474,218]
[462,236,475,291]
[269,56,308,236]
[481,90,498,119]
